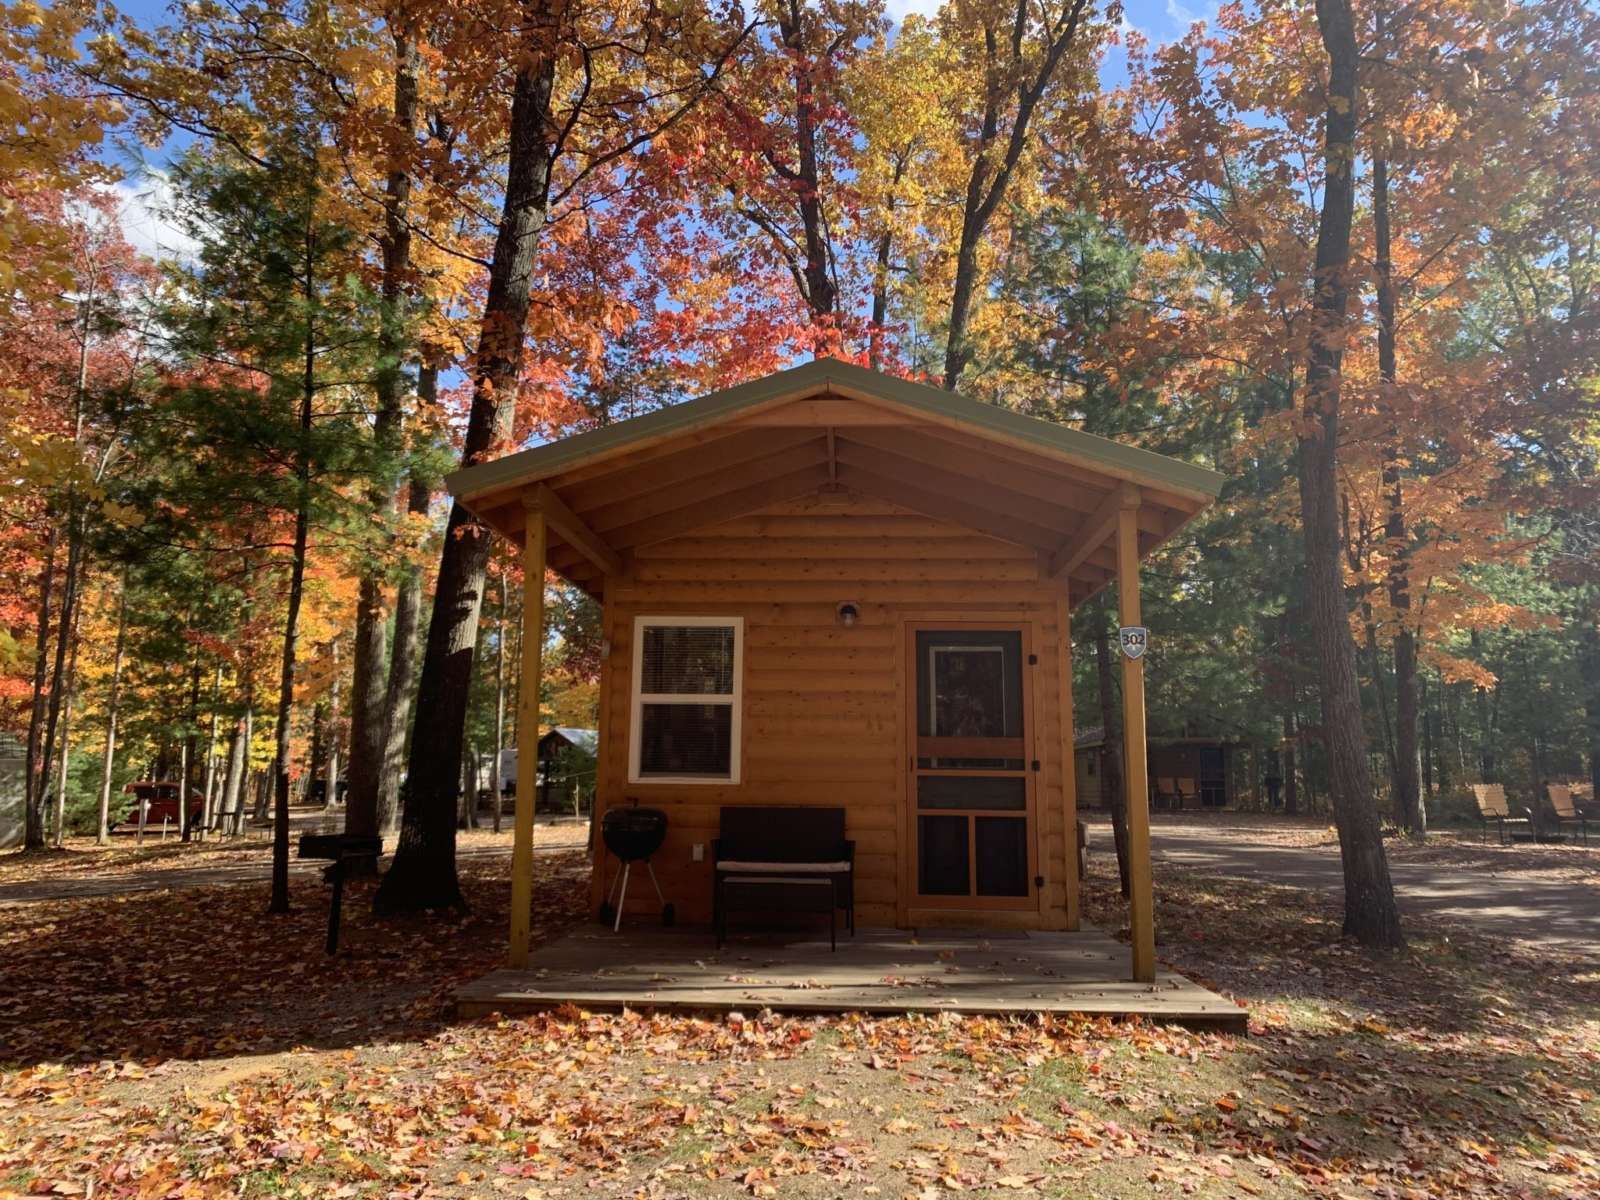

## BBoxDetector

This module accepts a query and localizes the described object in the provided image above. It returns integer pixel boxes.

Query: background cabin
[0,731,23,848]
[1075,730,1248,810]
[536,726,597,813]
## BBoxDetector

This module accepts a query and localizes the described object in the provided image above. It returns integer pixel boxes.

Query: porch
[456,924,1247,1032]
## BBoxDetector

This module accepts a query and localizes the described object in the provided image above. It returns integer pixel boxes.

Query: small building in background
[1074,726,1252,810]
[0,732,25,848]
[537,727,598,813]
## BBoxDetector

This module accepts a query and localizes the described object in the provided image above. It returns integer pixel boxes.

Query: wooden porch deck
[456,924,1247,1033]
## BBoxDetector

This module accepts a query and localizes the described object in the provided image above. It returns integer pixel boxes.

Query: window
[629,617,743,783]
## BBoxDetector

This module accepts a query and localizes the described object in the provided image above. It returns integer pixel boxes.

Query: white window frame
[628,615,744,785]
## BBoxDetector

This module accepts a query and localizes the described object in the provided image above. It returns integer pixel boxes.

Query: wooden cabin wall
[586,489,1074,931]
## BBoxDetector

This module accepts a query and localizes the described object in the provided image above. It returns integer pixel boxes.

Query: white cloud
[884,0,943,24]
[105,171,201,265]
[1164,0,1218,29]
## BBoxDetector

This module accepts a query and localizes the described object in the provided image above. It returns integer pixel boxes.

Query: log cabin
[445,359,1224,982]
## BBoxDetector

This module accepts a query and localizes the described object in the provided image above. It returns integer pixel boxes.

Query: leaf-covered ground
[0,823,586,891]
[2,833,1596,1200]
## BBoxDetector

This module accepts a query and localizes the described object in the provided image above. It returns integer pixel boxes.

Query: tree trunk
[324,639,341,808]
[376,364,439,835]
[50,565,85,847]
[374,26,559,916]
[200,663,223,831]
[36,288,96,843]
[1093,619,1129,897]
[1363,609,1399,811]
[181,654,201,842]
[1420,673,1436,803]
[23,524,58,850]
[1472,629,1494,781]
[346,20,422,839]
[269,213,319,915]
[1372,117,1423,837]
[51,666,74,847]
[37,514,85,839]
[1585,622,1600,802]
[941,0,1092,389]
[220,705,248,837]
[269,435,311,913]
[1300,0,1403,949]
[1283,710,1300,815]
[775,0,835,324]
[460,747,479,829]
[867,154,907,369]
[96,574,128,845]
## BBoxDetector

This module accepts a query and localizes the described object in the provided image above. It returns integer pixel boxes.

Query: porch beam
[834,439,1083,538]
[508,509,546,969]
[557,427,820,512]
[590,441,827,534]
[607,464,833,549]
[835,464,1062,552]
[1048,483,1139,581]
[1058,597,1081,930]
[1117,498,1156,983]
[527,484,621,578]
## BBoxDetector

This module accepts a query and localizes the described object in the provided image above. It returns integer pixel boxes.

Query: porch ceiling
[445,359,1225,608]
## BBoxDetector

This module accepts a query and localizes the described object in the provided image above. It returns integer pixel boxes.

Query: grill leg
[644,858,666,904]
[829,878,836,951]
[613,862,631,933]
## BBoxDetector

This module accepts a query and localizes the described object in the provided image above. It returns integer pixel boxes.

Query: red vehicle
[116,781,203,830]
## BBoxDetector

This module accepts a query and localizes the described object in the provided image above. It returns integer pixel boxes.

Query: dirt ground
[1,826,1596,1200]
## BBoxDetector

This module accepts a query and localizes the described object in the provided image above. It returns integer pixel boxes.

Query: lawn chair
[1154,777,1178,811]
[1571,782,1596,814]
[1544,784,1591,846]
[1174,777,1197,811]
[1471,783,1533,845]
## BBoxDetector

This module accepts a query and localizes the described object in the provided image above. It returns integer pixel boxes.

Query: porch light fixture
[836,601,860,627]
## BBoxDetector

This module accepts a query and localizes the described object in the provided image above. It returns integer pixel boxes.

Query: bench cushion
[722,875,833,887]
[716,859,850,873]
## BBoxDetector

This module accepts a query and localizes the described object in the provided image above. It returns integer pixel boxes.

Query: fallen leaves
[0,836,1597,1200]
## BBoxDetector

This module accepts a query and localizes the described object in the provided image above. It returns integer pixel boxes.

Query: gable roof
[539,727,599,756]
[447,357,1224,507]
[444,358,1225,608]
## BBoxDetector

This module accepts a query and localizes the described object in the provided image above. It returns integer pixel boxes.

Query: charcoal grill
[598,802,674,931]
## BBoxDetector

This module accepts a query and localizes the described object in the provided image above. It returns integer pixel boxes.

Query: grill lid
[602,804,668,860]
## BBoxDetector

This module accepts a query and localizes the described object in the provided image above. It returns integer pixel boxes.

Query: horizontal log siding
[588,490,1072,930]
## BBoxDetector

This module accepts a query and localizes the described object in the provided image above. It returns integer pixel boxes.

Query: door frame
[901,620,1040,914]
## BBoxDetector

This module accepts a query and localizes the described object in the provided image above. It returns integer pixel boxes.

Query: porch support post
[509,503,546,968]
[1116,494,1156,983]
[1058,597,1080,930]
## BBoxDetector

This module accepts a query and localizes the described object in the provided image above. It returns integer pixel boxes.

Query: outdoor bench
[713,805,854,949]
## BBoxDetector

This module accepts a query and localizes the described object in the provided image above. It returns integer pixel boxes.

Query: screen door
[908,626,1035,907]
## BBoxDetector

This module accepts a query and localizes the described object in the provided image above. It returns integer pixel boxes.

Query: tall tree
[938,0,1099,387]
[145,140,382,908]
[1300,0,1401,947]
[343,7,426,843]
[374,0,753,913]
